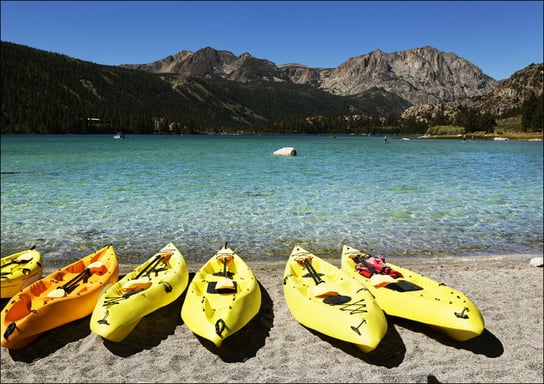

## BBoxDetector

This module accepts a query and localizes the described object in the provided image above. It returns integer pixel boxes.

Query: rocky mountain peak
[401,63,543,121]
[123,45,502,107]
[121,47,287,82]
[317,46,498,104]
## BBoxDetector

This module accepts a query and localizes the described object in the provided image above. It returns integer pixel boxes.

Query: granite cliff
[122,45,500,106]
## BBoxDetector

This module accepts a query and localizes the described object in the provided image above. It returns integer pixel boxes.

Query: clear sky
[1,1,542,80]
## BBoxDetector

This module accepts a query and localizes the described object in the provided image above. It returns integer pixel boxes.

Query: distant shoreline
[420,132,543,140]
[1,131,542,140]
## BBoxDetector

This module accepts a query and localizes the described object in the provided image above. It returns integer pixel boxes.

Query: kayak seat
[323,295,351,305]
[207,281,238,294]
[385,280,423,292]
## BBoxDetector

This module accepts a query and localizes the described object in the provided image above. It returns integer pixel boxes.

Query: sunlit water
[1,134,542,265]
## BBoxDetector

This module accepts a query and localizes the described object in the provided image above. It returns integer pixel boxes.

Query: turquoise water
[1,134,542,265]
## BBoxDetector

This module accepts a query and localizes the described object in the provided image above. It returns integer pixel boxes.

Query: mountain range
[121,45,499,106]
[1,41,542,135]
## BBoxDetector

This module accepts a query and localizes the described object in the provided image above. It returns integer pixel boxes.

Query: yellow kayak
[341,245,484,341]
[90,242,189,342]
[1,245,119,350]
[181,243,261,347]
[283,245,387,352]
[1,247,44,299]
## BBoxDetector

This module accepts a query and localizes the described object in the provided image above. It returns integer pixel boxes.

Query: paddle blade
[313,282,339,298]
[217,254,234,264]
[216,277,236,290]
[46,288,67,298]
[15,254,34,263]
[88,261,107,275]
[370,274,397,288]
[159,251,173,262]
[122,278,152,292]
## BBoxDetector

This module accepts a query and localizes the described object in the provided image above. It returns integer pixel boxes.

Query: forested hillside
[1,42,411,135]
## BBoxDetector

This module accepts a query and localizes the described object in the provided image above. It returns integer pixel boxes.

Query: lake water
[1,134,542,265]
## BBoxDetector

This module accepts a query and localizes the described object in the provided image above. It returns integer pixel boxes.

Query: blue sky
[1,1,542,80]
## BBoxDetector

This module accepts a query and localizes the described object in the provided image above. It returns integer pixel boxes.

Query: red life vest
[355,255,403,279]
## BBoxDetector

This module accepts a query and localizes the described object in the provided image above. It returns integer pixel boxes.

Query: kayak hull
[341,245,484,341]
[90,242,189,342]
[1,248,44,299]
[1,245,119,350]
[181,245,261,347]
[283,246,387,352]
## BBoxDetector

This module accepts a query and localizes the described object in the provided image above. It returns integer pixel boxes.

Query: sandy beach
[1,255,542,383]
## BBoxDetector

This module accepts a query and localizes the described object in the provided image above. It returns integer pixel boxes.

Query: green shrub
[425,125,465,136]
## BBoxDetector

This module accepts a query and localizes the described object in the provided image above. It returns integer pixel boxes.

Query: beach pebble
[272,147,297,156]
[529,257,543,267]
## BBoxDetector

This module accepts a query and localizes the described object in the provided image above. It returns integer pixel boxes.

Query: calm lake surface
[1,134,542,265]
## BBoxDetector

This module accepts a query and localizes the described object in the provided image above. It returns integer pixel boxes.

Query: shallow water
[1,134,542,264]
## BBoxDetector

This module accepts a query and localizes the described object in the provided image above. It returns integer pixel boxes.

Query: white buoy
[273,147,297,156]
